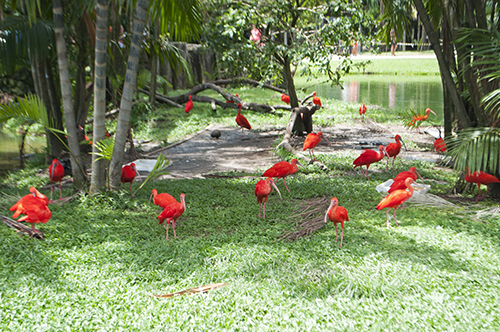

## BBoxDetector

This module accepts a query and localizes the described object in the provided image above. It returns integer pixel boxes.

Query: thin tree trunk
[413,0,471,128]
[52,0,87,188]
[149,19,159,105]
[89,0,109,195]
[109,0,149,191]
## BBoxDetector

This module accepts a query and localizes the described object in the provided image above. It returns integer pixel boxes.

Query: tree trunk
[52,0,87,188]
[45,59,65,156]
[109,0,149,191]
[413,0,471,128]
[283,56,305,134]
[89,0,109,195]
[149,19,159,105]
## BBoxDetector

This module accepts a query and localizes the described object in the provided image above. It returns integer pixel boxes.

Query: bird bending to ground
[255,177,282,219]
[385,135,406,170]
[150,189,177,209]
[464,167,500,203]
[312,91,322,106]
[10,187,51,233]
[281,93,290,105]
[48,159,65,203]
[359,103,367,122]
[157,193,186,240]
[262,159,304,192]
[235,103,251,135]
[121,163,140,197]
[388,166,425,193]
[303,132,329,161]
[407,108,436,133]
[185,95,193,113]
[376,177,415,228]
[434,128,446,153]
[353,145,386,180]
[324,197,349,247]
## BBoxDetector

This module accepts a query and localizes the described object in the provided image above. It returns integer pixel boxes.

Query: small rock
[211,129,222,139]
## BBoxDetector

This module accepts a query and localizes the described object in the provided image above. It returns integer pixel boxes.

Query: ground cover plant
[1,56,499,330]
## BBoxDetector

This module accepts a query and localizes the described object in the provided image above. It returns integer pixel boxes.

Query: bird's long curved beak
[430,109,437,117]
[149,192,153,203]
[322,135,330,146]
[400,138,407,151]
[415,171,425,184]
[135,169,142,182]
[271,181,282,200]
[296,161,308,174]
[324,201,334,223]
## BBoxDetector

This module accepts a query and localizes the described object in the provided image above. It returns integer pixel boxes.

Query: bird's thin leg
[166,222,169,240]
[366,166,370,181]
[283,178,290,192]
[386,209,391,228]
[129,182,133,197]
[392,157,396,170]
[385,157,389,171]
[393,208,399,227]
[479,188,490,200]
[50,184,54,203]
[335,224,338,243]
[59,182,63,200]
[172,221,178,238]
[263,201,266,219]
[475,184,483,203]
[340,228,344,248]
[258,202,262,218]
[31,223,41,234]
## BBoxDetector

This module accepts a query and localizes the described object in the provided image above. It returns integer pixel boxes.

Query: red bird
[255,177,282,219]
[263,159,304,192]
[226,93,239,104]
[150,189,177,209]
[185,95,193,113]
[235,103,251,135]
[376,177,415,228]
[359,103,367,121]
[385,135,406,170]
[281,93,290,105]
[10,187,51,233]
[121,163,140,197]
[78,125,92,145]
[324,197,349,247]
[353,145,386,180]
[464,167,500,203]
[312,91,322,106]
[389,167,425,193]
[48,159,65,202]
[302,132,329,161]
[407,108,436,133]
[157,193,186,240]
[434,128,446,153]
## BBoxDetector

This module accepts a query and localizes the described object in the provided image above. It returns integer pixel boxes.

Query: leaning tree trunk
[109,0,149,191]
[52,0,87,188]
[413,0,471,128]
[89,0,109,195]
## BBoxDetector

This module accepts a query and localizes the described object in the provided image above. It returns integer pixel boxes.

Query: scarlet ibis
[262,159,304,192]
[10,187,51,233]
[48,159,65,203]
[157,193,186,240]
[185,95,193,113]
[312,91,322,106]
[407,108,436,133]
[78,125,92,145]
[281,93,290,105]
[150,189,177,209]
[121,163,140,197]
[359,103,367,121]
[388,167,425,193]
[255,177,282,219]
[385,135,406,170]
[376,177,415,228]
[353,145,386,180]
[324,197,349,247]
[235,103,251,135]
[434,128,446,153]
[226,93,239,104]
[464,167,500,203]
[302,132,329,161]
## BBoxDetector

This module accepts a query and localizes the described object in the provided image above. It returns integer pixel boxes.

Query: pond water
[312,74,444,121]
[0,131,46,176]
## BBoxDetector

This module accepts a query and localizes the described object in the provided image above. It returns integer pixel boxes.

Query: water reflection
[0,131,46,175]
[313,75,443,119]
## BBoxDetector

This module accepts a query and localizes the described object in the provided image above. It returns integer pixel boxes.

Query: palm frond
[90,137,115,162]
[149,0,204,41]
[133,155,171,195]
[445,127,500,174]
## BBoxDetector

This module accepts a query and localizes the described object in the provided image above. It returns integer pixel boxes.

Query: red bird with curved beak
[324,197,349,247]
[388,167,425,193]
[235,103,251,135]
[255,177,282,219]
[48,159,65,203]
[464,167,500,203]
[185,95,193,113]
[281,93,290,105]
[376,177,415,228]
[353,145,386,180]
[157,193,186,240]
[434,128,446,153]
[10,187,51,233]
[226,93,239,104]
[121,163,141,197]
[263,159,304,192]
[150,189,177,209]
[312,91,322,106]
[385,135,406,170]
[303,132,329,161]
[359,103,367,122]
[407,108,436,133]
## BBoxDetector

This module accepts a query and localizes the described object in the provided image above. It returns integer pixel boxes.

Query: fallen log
[1,215,44,240]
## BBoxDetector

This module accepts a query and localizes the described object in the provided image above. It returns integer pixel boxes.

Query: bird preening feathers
[157,193,186,240]
[10,187,51,233]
